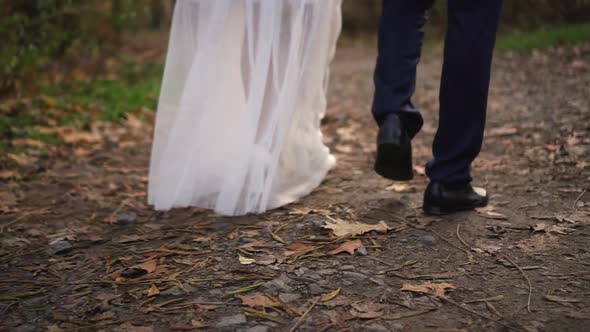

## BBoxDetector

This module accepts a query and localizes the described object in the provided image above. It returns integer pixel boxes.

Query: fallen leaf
[135,260,158,273]
[413,165,426,176]
[59,130,102,144]
[283,242,315,256]
[191,320,209,329]
[488,126,518,137]
[350,302,384,319]
[322,217,391,237]
[8,153,35,166]
[475,206,508,220]
[386,183,415,193]
[239,240,271,251]
[239,255,256,265]
[114,234,159,243]
[401,282,456,299]
[12,138,46,148]
[531,223,548,233]
[0,191,17,208]
[238,293,279,308]
[147,284,160,297]
[328,240,364,255]
[321,288,341,302]
[351,310,384,319]
[90,311,114,322]
[0,170,17,180]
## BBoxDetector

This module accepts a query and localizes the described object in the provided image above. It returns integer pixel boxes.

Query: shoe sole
[374,142,413,181]
[422,200,489,216]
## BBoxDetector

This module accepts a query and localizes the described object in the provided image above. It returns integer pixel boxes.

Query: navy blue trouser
[372,0,503,184]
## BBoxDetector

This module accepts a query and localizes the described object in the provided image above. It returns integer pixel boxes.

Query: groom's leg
[426,0,503,184]
[371,0,435,137]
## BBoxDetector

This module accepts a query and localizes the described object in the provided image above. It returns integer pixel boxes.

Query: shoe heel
[374,143,413,181]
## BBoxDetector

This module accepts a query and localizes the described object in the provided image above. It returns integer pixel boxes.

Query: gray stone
[263,274,294,294]
[364,323,390,332]
[339,265,355,271]
[307,284,325,296]
[48,240,73,255]
[356,245,368,256]
[116,211,137,224]
[161,283,197,296]
[216,314,247,327]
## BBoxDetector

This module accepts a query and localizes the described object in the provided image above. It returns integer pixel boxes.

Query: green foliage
[0,59,163,153]
[0,0,160,89]
[496,22,590,52]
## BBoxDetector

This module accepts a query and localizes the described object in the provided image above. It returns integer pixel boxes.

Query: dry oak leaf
[328,239,364,255]
[135,260,158,273]
[238,293,279,308]
[401,282,456,299]
[283,242,315,256]
[147,284,160,297]
[322,217,391,237]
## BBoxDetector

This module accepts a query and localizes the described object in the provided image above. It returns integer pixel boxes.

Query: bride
[148,0,342,215]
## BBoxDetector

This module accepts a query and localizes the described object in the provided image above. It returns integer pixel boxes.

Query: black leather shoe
[423,181,489,216]
[374,114,413,181]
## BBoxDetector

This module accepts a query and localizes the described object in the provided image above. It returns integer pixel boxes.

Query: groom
[372,0,503,215]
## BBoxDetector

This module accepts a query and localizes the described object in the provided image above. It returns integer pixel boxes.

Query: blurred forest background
[1,0,589,153]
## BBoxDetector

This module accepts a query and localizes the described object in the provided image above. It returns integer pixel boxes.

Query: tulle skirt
[148,0,342,215]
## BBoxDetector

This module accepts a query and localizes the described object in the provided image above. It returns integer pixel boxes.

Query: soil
[1,41,589,332]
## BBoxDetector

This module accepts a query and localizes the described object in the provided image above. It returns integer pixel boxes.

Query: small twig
[573,189,586,210]
[464,295,504,304]
[444,298,522,332]
[289,297,320,332]
[105,199,129,223]
[456,224,470,249]
[222,282,264,298]
[430,229,473,258]
[502,254,533,313]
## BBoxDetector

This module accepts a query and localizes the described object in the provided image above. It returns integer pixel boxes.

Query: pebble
[356,245,368,256]
[116,211,137,224]
[48,240,73,255]
[216,314,247,327]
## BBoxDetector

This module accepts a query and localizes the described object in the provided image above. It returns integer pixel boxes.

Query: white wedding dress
[148,0,342,215]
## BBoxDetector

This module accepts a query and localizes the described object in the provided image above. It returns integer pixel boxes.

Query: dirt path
[1,42,589,332]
